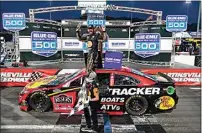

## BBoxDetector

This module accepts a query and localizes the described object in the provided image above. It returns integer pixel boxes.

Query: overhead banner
[2,13,26,31]
[166,15,188,32]
[87,13,106,26]
[134,33,160,58]
[104,51,123,69]
[0,68,200,87]
[31,31,58,57]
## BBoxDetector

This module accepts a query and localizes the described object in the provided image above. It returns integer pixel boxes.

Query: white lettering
[100,105,120,110]
[109,88,160,95]
[165,73,200,82]
[101,97,125,103]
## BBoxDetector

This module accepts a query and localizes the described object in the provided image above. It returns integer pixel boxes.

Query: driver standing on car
[76,24,107,69]
[82,72,100,132]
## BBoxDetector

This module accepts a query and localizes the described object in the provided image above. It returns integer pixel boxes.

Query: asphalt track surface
[1,62,201,133]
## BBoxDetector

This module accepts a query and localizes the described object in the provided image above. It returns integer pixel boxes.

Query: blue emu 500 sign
[87,13,106,26]
[134,33,160,58]
[31,31,58,57]
[166,15,188,32]
[2,13,26,31]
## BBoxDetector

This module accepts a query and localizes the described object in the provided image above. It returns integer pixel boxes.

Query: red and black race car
[19,67,178,116]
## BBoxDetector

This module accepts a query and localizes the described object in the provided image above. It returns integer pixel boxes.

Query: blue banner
[166,15,188,32]
[31,31,58,57]
[104,51,123,69]
[2,13,26,31]
[87,13,106,26]
[134,33,160,58]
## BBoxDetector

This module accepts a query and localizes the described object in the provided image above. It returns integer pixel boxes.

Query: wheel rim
[128,99,144,112]
[32,94,48,109]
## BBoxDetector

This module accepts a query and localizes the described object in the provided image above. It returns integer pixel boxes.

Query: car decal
[48,88,80,97]
[26,76,57,89]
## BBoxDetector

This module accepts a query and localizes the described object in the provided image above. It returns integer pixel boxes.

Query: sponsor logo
[0,72,32,82]
[64,42,79,46]
[101,97,125,103]
[155,96,175,110]
[100,105,121,111]
[32,25,40,28]
[65,54,80,57]
[55,105,73,110]
[111,42,125,47]
[109,88,160,95]
[166,73,200,82]
[54,95,72,104]
[43,26,51,29]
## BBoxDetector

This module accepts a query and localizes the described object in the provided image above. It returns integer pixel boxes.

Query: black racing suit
[76,29,106,70]
[84,82,100,130]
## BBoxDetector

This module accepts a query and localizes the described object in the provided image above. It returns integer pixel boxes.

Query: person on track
[81,72,100,133]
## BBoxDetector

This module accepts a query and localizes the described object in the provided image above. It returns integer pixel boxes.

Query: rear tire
[28,91,52,112]
[125,95,148,116]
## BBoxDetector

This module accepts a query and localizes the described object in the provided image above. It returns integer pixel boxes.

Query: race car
[19,67,178,116]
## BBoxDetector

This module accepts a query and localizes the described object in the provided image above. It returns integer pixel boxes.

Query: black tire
[28,91,52,112]
[125,95,148,116]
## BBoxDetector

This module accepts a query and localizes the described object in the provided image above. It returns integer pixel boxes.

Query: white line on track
[1,125,80,129]
[189,87,201,90]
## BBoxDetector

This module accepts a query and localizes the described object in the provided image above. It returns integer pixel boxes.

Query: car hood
[25,76,57,89]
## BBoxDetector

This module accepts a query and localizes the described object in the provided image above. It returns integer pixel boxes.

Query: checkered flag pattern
[29,71,43,82]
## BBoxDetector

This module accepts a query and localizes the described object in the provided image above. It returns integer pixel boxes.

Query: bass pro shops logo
[0,72,32,82]
[109,87,160,95]
[166,73,200,82]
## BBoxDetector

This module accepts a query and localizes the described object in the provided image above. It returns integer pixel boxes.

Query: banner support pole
[171,32,176,67]
[61,27,64,62]
[128,27,131,62]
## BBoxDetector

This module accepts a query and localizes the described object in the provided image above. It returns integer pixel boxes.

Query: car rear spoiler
[157,72,175,84]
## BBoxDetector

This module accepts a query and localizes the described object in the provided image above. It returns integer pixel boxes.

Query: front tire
[28,91,52,112]
[125,95,148,116]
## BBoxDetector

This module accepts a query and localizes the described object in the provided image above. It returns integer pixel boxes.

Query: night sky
[0,0,200,28]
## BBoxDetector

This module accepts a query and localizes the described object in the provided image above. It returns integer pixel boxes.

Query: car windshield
[131,69,156,81]
[47,69,83,85]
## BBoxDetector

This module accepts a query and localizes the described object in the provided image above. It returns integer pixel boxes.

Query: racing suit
[76,26,107,71]
[83,82,100,131]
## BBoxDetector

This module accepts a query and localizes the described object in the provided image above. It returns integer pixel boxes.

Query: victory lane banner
[0,68,60,87]
[104,51,123,69]
[31,31,58,57]
[0,68,200,87]
[134,33,160,58]
[166,15,188,32]
[2,13,26,31]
